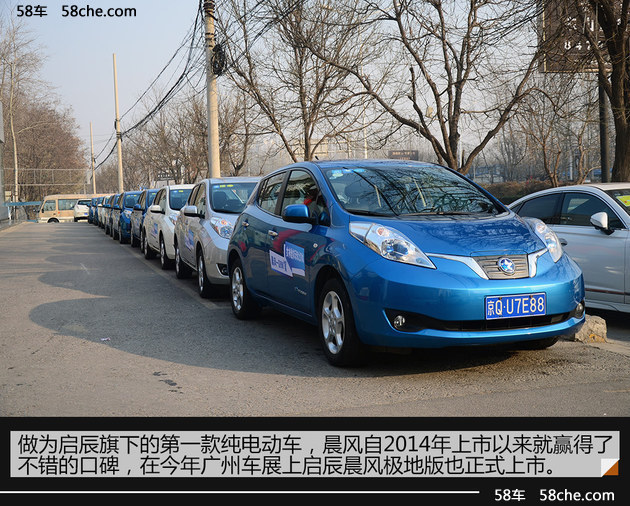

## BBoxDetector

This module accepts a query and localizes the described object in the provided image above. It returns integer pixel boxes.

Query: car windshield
[77,200,91,206]
[124,194,140,208]
[169,189,193,210]
[147,190,158,205]
[211,182,258,213]
[605,188,630,217]
[323,164,502,217]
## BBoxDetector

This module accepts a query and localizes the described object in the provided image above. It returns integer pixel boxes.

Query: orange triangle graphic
[604,461,619,476]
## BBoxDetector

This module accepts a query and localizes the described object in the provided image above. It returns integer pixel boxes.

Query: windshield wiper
[348,209,395,217]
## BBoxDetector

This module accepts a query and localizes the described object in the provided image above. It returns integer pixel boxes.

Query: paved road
[1,221,630,417]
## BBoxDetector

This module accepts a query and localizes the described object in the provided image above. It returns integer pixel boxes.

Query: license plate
[485,293,546,320]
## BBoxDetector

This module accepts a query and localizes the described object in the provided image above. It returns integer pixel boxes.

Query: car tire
[197,249,214,298]
[229,258,260,319]
[119,224,127,244]
[174,242,191,279]
[112,223,118,240]
[318,277,365,367]
[142,229,155,259]
[130,226,139,247]
[159,236,172,270]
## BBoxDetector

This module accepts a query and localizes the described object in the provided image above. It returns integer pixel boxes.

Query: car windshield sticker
[270,242,305,277]
[616,195,630,207]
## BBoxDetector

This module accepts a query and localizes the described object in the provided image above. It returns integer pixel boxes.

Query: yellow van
[37,193,94,223]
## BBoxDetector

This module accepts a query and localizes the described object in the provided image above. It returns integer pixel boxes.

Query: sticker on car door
[270,242,305,277]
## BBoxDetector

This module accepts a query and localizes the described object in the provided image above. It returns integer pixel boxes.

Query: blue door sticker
[270,242,305,277]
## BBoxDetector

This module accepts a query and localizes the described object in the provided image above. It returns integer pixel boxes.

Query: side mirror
[133,204,141,211]
[183,205,199,217]
[590,211,613,235]
[282,204,316,224]
[149,204,163,214]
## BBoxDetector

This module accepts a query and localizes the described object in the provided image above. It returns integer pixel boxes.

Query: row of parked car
[88,176,260,295]
[84,160,629,366]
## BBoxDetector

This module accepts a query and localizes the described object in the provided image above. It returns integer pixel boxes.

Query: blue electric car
[227,160,585,366]
[130,188,159,248]
[113,191,142,243]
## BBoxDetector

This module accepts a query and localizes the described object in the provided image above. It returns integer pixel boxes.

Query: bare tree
[217,0,378,162]
[1,12,86,203]
[570,0,630,181]
[301,0,554,174]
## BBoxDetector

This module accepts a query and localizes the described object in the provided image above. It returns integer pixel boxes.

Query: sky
[3,0,203,165]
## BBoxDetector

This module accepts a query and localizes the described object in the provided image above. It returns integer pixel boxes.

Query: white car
[73,198,92,222]
[142,184,194,269]
[510,183,630,313]
[173,176,260,298]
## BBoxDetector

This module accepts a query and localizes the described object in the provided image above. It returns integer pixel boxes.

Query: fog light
[393,315,406,330]
[575,302,585,318]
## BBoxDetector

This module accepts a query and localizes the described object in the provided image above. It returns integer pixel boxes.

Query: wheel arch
[313,265,344,313]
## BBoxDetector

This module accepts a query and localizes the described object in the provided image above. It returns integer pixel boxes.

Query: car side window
[42,200,55,212]
[194,184,206,218]
[517,194,561,224]
[138,192,145,208]
[156,190,166,211]
[281,170,326,218]
[560,192,623,228]
[258,172,286,215]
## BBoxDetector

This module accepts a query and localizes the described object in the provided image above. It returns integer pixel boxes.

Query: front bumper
[346,251,585,348]
[202,235,230,285]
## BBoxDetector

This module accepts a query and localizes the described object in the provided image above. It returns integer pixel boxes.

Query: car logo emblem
[497,257,515,275]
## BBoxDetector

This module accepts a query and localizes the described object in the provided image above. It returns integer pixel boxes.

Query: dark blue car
[227,160,585,366]
[89,196,104,225]
[129,188,159,248]
[104,194,119,236]
[113,191,142,243]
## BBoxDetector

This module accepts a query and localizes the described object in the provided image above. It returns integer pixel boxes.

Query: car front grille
[474,254,529,279]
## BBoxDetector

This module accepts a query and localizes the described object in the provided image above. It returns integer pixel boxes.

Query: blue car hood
[390,213,543,257]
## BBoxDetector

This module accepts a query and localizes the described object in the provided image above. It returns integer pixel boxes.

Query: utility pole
[204,0,221,178]
[113,54,124,192]
[598,77,610,183]
[90,122,96,193]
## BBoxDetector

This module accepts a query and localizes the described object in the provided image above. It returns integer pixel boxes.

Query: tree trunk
[611,120,630,181]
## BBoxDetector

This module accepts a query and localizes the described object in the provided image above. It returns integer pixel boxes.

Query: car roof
[510,182,630,207]
[282,159,445,171]
[205,176,261,183]
[163,184,195,189]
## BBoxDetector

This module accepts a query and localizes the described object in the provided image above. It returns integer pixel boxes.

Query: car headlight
[210,217,233,239]
[168,213,179,226]
[526,217,563,262]
[349,222,435,269]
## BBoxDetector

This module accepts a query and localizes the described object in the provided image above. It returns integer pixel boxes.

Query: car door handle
[560,238,568,246]
[242,221,249,228]
[268,230,278,237]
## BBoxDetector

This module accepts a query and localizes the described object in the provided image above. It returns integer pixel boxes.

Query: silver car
[510,183,630,313]
[173,176,260,298]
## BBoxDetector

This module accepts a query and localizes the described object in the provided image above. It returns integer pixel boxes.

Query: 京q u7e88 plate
[485,293,546,320]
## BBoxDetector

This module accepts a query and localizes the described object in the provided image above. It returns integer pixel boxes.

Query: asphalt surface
[1,220,629,417]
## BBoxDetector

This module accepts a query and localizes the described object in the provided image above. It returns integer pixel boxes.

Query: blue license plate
[485,293,546,320]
